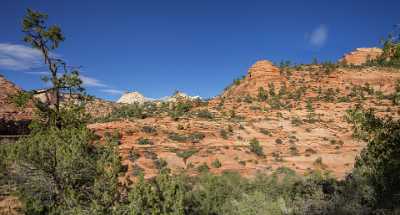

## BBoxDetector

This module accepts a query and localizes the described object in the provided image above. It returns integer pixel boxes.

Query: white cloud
[100,88,124,95]
[80,75,108,88]
[308,25,328,47]
[24,71,49,75]
[0,43,43,70]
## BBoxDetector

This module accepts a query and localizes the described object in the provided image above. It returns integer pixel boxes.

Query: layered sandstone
[339,47,383,65]
[0,75,33,134]
[222,60,286,99]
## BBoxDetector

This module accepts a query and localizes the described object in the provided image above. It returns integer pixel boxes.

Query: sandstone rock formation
[339,47,383,65]
[163,91,201,102]
[117,90,201,104]
[117,91,148,104]
[222,60,286,99]
[0,75,33,134]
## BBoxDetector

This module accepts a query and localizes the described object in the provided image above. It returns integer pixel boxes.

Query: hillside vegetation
[1,8,400,215]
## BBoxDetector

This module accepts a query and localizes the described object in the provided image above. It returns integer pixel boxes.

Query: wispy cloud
[307,25,328,47]
[0,43,43,70]
[81,75,124,96]
[0,43,123,97]
[80,75,108,88]
[24,71,49,75]
[100,88,125,95]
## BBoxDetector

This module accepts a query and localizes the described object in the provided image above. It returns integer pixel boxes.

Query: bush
[188,132,206,143]
[141,125,157,134]
[249,138,264,157]
[8,127,122,214]
[197,163,210,173]
[168,132,188,142]
[259,128,271,136]
[128,149,141,162]
[220,129,229,139]
[127,172,186,214]
[169,101,193,120]
[291,117,303,126]
[176,149,198,164]
[352,109,400,208]
[131,164,144,176]
[243,95,253,103]
[258,87,268,101]
[169,132,205,143]
[211,159,222,168]
[197,109,214,119]
[137,137,153,145]
[105,104,146,121]
[153,158,168,171]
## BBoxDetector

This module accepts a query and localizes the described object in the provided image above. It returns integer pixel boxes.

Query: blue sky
[0,0,399,101]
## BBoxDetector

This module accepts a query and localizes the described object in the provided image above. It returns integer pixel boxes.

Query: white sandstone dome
[117,91,147,104]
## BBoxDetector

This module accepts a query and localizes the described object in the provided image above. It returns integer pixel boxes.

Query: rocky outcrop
[0,75,33,135]
[248,60,280,79]
[117,91,201,104]
[85,98,116,117]
[339,47,383,65]
[117,91,148,104]
[221,60,285,99]
[163,91,201,103]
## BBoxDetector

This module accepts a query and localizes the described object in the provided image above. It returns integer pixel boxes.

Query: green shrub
[143,150,158,160]
[258,87,268,101]
[169,132,205,143]
[259,128,271,136]
[131,164,144,176]
[313,157,323,166]
[169,101,193,120]
[211,159,222,168]
[197,163,210,173]
[268,82,276,97]
[220,129,229,139]
[137,137,153,145]
[352,108,400,208]
[153,158,168,171]
[9,127,122,214]
[142,125,157,134]
[249,138,264,157]
[243,95,253,103]
[197,109,214,119]
[168,132,188,142]
[338,96,351,103]
[128,149,141,162]
[176,149,198,163]
[127,172,186,214]
[188,132,206,143]
[291,117,303,126]
[106,104,146,121]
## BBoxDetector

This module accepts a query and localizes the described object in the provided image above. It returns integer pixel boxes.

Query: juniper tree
[17,8,85,128]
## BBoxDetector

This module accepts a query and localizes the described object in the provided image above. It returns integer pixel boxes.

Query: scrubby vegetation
[248,138,264,157]
[365,26,400,68]
[2,8,400,215]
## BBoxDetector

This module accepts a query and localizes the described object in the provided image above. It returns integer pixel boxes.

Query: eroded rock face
[117,91,147,104]
[248,60,280,79]
[0,75,33,135]
[339,47,383,65]
[163,91,201,102]
[222,60,285,98]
